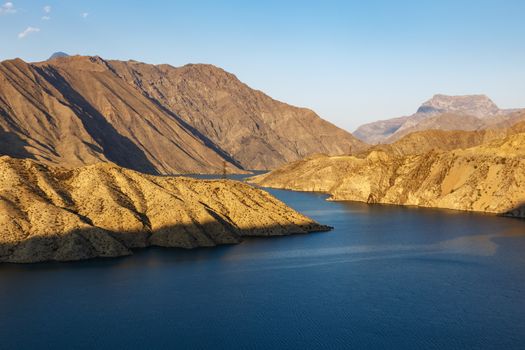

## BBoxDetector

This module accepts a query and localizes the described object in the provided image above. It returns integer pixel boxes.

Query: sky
[1,0,524,131]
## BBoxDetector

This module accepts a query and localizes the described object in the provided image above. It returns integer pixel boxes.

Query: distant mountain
[361,110,525,156]
[48,51,70,60]
[0,55,365,174]
[353,94,522,144]
[416,94,500,117]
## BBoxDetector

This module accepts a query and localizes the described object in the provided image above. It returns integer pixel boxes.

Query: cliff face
[0,55,365,174]
[353,94,523,144]
[0,156,329,263]
[250,133,525,217]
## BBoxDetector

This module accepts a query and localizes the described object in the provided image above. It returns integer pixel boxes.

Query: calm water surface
[1,184,525,349]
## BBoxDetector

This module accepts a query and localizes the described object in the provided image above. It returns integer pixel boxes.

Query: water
[1,187,525,349]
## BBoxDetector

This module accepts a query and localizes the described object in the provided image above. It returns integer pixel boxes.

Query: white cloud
[81,12,88,18]
[41,15,50,20]
[18,26,40,39]
[43,5,51,13]
[0,2,16,14]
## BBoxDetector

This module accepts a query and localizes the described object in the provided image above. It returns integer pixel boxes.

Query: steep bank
[0,156,330,263]
[250,133,525,218]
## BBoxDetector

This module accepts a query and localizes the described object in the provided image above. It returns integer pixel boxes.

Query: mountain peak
[417,94,499,117]
[48,52,70,60]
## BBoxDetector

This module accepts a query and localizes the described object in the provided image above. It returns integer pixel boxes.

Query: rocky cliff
[0,156,330,263]
[250,132,525,217]
[0,55,365,174]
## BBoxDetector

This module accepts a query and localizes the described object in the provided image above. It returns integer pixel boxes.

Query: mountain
[0,55,365,174]
[106,60,367,169]
[48,52,70,60]
[353,94,521,144]
[415,94,500,116]
[0,56,235,174]
[250,131,525,217]
[0,156,329,263]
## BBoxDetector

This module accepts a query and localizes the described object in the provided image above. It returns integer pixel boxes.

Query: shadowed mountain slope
[0,55,365,173]
[0,57,238,174]
[107,60,367,169]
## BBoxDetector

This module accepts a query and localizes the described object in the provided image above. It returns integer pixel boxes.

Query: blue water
[1,188,525,349]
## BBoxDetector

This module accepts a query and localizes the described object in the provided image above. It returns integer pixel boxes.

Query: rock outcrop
[0,55,365,174]
[250,132,525,218]
[0,156,330,263]
[353,94,523,144]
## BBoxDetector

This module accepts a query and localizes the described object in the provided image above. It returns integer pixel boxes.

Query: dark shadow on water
[0,221,330,265]
[501,202,525,220]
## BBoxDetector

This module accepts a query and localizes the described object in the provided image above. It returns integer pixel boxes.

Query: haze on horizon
[1,0,524,131]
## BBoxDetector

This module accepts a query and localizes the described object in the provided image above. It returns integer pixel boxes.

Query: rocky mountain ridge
[0,55,365,174]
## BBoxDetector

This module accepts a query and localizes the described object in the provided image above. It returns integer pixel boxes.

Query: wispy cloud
[81,12,88,18]
[41,5,51,20]
[18,26,40,39]
[0,1,16,14]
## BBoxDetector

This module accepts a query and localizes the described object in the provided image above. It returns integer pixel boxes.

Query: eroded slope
[251,133,525,217]
[0,156,329,263]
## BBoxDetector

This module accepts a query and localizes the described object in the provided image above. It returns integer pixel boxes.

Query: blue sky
[1,0,524,131]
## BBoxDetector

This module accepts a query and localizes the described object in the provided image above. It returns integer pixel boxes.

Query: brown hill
[0,156,330,263]
[0,55,365,174]
[250,132,525,217]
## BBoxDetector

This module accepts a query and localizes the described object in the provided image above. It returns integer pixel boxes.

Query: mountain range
[0,54,365,174]
[354,94,524,144]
